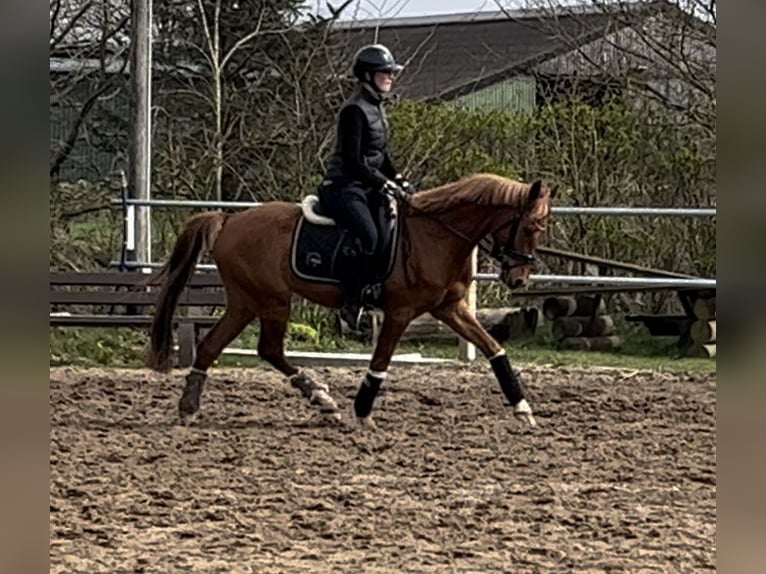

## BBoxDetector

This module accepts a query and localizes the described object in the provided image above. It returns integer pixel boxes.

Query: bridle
[479,216,537,270]
[398,194,537,270]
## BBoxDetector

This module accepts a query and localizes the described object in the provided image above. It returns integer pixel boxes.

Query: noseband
[479,216,536,270]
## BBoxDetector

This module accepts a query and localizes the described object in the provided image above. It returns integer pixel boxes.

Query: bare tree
[148,0,359,204]
[50,0,130,181]
[496,0,716,134]
[191,1,295,200]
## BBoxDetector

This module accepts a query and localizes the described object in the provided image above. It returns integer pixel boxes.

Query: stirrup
[340,303,365,332]
[360,283,383,308]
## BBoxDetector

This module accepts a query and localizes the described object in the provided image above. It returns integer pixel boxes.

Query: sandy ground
[50,364,715,573]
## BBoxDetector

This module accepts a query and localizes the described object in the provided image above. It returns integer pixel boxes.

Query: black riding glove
[393,174,412,194]
[380,179,406,199]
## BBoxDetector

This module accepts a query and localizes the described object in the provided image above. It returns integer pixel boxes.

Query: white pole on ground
[459,247,478,362]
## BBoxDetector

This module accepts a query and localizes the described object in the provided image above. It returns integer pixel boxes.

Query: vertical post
[459,247,478,361]
[129,0,152,273]
[119,170,130,270]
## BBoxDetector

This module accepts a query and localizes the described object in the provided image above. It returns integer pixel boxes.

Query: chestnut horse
[146,173,556,427]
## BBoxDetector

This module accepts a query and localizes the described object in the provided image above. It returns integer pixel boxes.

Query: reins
[397,194,533,268]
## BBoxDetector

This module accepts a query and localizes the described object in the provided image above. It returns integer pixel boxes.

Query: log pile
[399,307,539,344]
[366,307,541,345]
[688,296,716,358]
[544,295,622,352]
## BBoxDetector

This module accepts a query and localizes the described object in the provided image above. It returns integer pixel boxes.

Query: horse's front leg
[431,299,537,427]
[353,310,414,425]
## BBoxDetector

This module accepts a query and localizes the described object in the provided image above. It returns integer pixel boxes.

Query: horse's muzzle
[499,266,528,290]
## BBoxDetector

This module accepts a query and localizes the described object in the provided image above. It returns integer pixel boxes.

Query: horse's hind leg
[257,315,298,377]
[259,312,339,415]
[178,303,255,421]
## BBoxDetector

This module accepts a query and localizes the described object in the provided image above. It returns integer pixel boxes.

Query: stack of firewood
[398,307,539,344]
[688,296,716,358]
[365,307,541,345]
[543,295,622,352]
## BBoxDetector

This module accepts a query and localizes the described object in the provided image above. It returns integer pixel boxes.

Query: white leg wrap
[190,367,207,376]
[488,349,507,360]
[368,369,388,380]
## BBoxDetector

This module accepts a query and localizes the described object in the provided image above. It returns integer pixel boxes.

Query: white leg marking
[513,399,532,414]
[513,399,537,427]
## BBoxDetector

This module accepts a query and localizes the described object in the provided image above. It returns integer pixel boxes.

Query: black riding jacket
[324,87,398,191]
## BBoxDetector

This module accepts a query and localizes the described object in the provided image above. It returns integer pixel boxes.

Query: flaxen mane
[410,173,532,214]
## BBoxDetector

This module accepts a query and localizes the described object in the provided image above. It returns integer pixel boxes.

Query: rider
[318,44,411,331]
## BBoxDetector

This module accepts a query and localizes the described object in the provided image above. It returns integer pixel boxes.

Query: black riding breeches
[318,184,378,255]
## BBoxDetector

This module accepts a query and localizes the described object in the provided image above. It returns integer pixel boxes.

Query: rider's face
[373,71,395,93]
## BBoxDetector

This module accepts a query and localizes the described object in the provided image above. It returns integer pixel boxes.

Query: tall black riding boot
[340,293,365,334]
[338,268,365,333]
[338,256,375,333]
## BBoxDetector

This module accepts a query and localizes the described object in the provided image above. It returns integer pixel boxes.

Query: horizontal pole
[219,348,456,367]
[111,261,715,288]
[507,284,709,297]
[536,246,696,278]
[112,198,716,217]
[550,206,716,217]
[476,273,716,288]
[112,261,215,270]
[113,198,263,209]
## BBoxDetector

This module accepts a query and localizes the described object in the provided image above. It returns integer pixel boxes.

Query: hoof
[179,371,206,420]
[515,412,538,427]
[513,399,537,428]
[357,415,376,429]
[290,371,339,414]
[311,389,340,414]
[178,410,201,426]
[178,394,200,418]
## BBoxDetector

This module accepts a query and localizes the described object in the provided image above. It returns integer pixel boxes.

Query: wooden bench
[49,271,227,367]
[625,288,716,349]
[625,314,691,336]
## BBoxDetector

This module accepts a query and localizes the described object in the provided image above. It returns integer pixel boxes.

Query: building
[335,1,715,113]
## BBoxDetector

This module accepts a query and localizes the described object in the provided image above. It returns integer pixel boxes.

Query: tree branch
[50,80,115,179]
[220,10,265,70]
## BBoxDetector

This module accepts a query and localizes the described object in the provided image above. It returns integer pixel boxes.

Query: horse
[145,173,557,427]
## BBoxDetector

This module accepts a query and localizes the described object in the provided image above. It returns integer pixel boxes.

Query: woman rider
[318,44,410,332]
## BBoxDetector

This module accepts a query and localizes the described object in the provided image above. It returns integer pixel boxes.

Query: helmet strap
[365,72,379,90]
[361,75,382,98]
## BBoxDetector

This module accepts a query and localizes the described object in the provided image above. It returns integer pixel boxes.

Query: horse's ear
[550,184,558,199]
[528,180,543,203]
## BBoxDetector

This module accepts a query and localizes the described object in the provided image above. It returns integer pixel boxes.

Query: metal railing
[114,196,716,289]
[112,260,717,289]
[477,274,715,288]
[113,197,717,217]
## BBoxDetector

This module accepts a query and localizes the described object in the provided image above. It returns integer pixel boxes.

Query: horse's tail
[145,211,225,372]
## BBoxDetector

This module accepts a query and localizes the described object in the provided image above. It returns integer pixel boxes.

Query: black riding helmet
[352,44,403,88]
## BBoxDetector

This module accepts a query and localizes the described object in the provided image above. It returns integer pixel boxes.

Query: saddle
[289,192,400,296]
